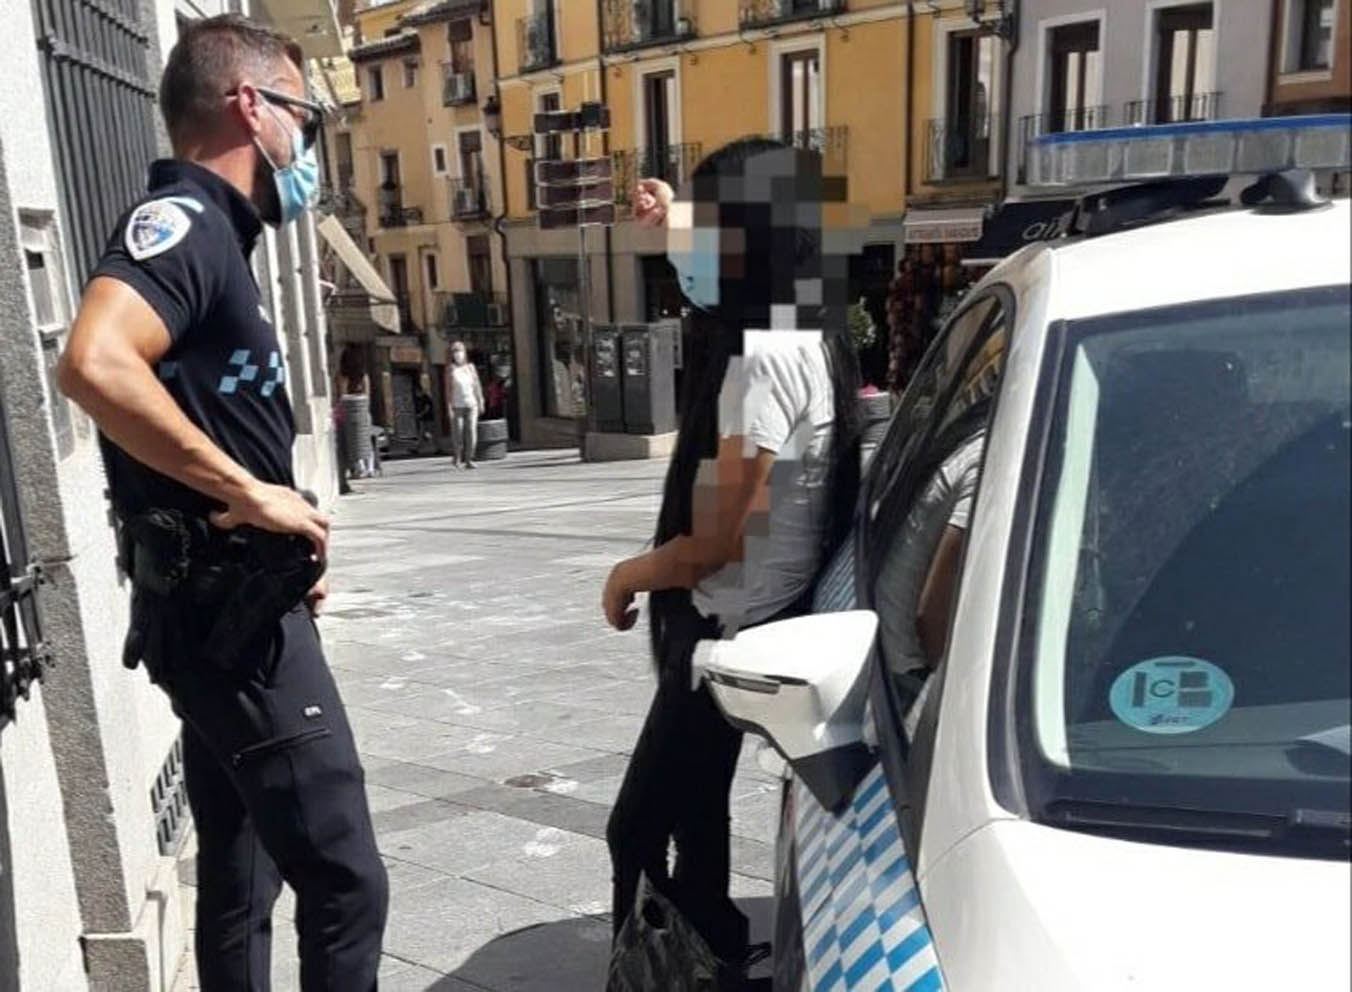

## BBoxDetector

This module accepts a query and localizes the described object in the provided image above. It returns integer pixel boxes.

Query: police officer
[58,15,387,990]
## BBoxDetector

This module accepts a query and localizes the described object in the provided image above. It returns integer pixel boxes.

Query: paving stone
[380,876,566,975]
[372,797,474,836]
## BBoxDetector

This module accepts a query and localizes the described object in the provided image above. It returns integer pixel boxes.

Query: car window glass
[867,297,997,523]
[870,297,1010,733]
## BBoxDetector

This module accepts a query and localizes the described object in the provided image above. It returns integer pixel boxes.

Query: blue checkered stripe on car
[794,766,944,992]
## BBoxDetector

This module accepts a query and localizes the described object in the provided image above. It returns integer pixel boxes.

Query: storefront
[887,205,991,394]
[532,257,588,421]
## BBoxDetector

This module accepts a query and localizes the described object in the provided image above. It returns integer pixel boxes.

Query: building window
[404,59,419,88]
[941,30,996,177]
[534,258,586,419]
[432,145,448,175]
[424,253,439,290]
[335,130,354,188]
[368,65,385,101]
[1287,0,1337,71]
[458,129,484,184]
[1047,21,1103,132]
[780,49,822,144]
[468,235,493,294]
[1147,4,1217,123]
[642,71,677,177]
[449,18,474,74]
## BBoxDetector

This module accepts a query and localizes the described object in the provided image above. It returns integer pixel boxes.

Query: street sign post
[533,102,616,434]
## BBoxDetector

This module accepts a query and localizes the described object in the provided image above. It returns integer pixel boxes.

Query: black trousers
[151,605,388,991]
[606,611,748,962]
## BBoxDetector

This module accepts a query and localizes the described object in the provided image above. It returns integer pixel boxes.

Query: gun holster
[118,502,325,676]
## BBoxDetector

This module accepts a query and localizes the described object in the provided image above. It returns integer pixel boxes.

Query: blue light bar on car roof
[1026,113,1351,187]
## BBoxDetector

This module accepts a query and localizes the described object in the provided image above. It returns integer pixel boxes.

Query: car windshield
[1017,286,1351,848]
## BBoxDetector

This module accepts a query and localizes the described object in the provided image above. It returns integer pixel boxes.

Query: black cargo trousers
[146,601,388,991]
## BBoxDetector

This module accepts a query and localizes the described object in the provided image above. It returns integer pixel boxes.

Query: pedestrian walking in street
[449,340,485,469]
[57,15,388,991]
[601,139,863,978]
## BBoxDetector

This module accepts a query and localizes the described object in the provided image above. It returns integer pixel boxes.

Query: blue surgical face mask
[256,105,319,226]
[667,213,721,311]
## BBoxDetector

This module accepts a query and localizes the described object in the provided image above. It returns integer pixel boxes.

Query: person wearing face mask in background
[601,141,863,981]
[57,15,388,990]
[448,340,485,469]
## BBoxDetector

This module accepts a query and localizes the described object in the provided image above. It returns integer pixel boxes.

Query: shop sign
[390,346,423,365]
[904,218,984,244]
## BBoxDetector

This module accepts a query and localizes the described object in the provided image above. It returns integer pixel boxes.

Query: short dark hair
[159,14,303,148]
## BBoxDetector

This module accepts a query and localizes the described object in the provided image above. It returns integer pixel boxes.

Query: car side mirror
[693,611,878,811]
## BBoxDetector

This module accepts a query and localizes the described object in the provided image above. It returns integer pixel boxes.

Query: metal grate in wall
[150,735,190,856]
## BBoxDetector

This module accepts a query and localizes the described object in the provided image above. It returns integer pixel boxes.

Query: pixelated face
[666,148,865,334]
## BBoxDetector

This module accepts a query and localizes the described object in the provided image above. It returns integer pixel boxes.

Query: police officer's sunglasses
[228,85,324,150]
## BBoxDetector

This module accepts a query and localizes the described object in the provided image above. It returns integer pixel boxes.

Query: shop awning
[903,205,987,244]
[962,198,1080,266]
[316,214,400,333]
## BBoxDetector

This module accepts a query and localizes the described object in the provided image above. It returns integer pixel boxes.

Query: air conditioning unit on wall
[445,72,475,104]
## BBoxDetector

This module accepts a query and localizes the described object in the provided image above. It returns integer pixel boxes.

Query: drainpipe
[487,11,522,441]
[998,2,1021,203]
[904,1,915,202]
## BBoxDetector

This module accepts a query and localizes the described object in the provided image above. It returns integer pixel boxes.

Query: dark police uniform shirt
[91,160,296,518]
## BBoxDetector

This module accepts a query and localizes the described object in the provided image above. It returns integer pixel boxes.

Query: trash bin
[476,418,509,461]
[340,394,374,476]
[621,323,677,435]
[589,324,624,433]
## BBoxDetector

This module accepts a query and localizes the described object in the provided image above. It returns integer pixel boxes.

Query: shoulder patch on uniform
[124,198,195,261]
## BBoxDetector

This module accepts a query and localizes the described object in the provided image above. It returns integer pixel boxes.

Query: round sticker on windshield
[1109,657,1234,735]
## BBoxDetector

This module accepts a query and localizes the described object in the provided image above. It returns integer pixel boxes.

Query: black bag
[607,874,724,992]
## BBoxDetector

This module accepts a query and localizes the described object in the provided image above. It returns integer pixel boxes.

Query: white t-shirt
[450,363,479,410]
[692,330,835,632]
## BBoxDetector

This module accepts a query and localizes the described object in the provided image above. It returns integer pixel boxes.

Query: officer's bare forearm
[59,348,258,508]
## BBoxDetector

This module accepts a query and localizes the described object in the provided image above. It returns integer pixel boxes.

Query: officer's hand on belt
[210,479,330,560]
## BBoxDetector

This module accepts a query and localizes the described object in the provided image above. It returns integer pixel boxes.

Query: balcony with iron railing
[1017,105,1113,183]
[611,142,703,213]
[449,176,491,221]
[440,291,511,329]
[925,115,1000,183]
[442,62,476,106]
[517,11,558,73]
[1124,91,1223,126]
[740,0,845,30]
[379,185,425,228]
[318,182,366,218]
[775,125,850,172]
[602,0,695,53]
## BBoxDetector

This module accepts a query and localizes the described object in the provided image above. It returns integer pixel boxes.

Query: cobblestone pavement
[171,451,780,991]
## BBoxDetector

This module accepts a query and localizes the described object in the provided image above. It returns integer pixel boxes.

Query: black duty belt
[117,497,325,674]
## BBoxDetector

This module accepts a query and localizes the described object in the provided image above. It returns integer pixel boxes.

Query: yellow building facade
[482,0,1012,446]
[326,0,1015,447]
[330,0,513,445]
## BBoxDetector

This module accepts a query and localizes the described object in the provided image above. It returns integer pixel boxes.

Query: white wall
[1007,0,1271,184]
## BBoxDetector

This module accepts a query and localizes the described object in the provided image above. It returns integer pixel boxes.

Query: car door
[779,290,1012,992]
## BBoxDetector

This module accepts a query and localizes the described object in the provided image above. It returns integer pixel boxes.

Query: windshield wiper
[1044,798,1351,855]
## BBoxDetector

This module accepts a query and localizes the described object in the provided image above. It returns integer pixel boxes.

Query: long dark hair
[649,138,862,667]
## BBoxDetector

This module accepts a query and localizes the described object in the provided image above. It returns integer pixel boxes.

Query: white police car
[697,139,1352,989]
